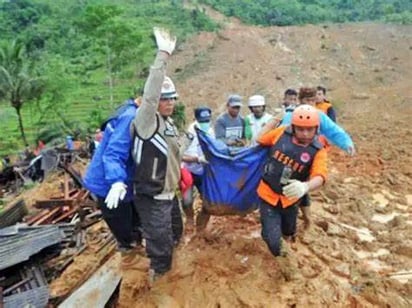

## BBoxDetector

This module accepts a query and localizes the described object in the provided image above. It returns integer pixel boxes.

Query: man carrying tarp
[83,95,143,254]
[256,104,327,277]
[214,94,246,147]
[244,95,274,146]
[182,106,213,226]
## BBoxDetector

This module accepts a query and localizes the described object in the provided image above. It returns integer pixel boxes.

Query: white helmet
[161,76,178,99]
[248,95,265,107]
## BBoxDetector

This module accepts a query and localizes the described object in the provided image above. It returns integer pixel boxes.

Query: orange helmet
[292,105,319,127]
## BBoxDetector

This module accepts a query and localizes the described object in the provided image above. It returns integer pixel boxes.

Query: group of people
[211,85,341,148]
[83,27,355,301]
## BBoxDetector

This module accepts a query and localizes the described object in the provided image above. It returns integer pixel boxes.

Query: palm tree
[0,40,44,146]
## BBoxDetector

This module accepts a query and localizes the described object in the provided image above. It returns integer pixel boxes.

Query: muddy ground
[12,5,412,308]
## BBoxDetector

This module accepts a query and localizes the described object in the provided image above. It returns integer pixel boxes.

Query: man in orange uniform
[257,105,327,257]
[315,86,336,122]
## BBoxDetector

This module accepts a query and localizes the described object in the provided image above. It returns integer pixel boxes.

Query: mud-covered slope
[41,7,412,307]
[129,8,411,307]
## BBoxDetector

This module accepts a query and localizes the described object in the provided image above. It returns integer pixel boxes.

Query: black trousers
[259,199,298,257]
[98,197,142,250]
[300,194,311,207]
[133,194,183,274]
[171,197,183,245]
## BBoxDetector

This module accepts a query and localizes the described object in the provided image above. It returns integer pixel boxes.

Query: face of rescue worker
[251,106,264,118]
[294,126,317,145]
[284,94,297,106]
[158,97,176,117]
[300,96,316,106]
[227,105,241,117]
[316,90,325,103]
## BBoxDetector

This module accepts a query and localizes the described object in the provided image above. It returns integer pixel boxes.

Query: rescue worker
[257,105,327,276]
[112,28,180,299]
[214,94,246,147]
[272,87,355,228]
[83,96,142,253]
[244,95,273,145]
[182,106,213,224]
[315,86,336,122]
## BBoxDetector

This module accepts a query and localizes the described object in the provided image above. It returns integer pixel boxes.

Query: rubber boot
[118,249,150,307]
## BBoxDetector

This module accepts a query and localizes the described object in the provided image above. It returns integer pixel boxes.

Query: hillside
[9,6,412,308]
[113,8,412,307]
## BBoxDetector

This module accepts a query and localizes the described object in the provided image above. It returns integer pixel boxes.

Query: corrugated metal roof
[3,285,49,308]
[0,199,28,228]
[0,224,64,270]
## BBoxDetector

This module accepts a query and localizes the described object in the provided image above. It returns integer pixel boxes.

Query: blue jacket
[281,111,354,152]
[83,99,137,200]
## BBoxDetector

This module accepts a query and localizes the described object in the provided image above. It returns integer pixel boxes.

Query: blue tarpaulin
[197,129,269,215]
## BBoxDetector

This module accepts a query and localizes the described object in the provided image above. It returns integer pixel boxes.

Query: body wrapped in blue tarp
[197,128,269,215]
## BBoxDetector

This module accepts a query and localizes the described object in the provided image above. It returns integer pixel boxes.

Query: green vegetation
[0,0,218,155]
[0,40,45,146]
[200,0,412,26]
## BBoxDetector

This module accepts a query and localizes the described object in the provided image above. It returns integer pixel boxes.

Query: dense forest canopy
[200,0,412,25]
[0,0,410,155]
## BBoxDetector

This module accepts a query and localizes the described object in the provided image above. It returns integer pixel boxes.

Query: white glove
[347,145,356,157]
[153,27,176,55]
[105,182,127,209]
[198,155,209,164]
[282,180,309,199]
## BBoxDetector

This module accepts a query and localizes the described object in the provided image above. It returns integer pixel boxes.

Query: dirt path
[40,4,412,307]
[145,4,412,307]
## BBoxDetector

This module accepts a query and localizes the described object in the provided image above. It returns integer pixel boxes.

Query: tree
[75,5,145,105]
[0,41,44,146]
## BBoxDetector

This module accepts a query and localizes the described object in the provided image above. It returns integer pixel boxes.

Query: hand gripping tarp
[197,128,269,215]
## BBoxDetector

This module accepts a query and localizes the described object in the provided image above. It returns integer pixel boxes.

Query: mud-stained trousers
[181,172,203,222]
[98,197,142,250]
[171,197,183,245]
[133,194,183,275]
[259,199,298,256]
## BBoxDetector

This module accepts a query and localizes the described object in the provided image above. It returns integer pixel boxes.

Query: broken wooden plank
[80,190,90,200]
[25,209,51,226]
[34,199,76,209]
[51,207,79,224]
[58,254,121,308]
[64,173,70,200]
[33,207,61,226]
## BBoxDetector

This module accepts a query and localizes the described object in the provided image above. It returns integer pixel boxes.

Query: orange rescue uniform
[315,101,333,114]
[257,126,327,208]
